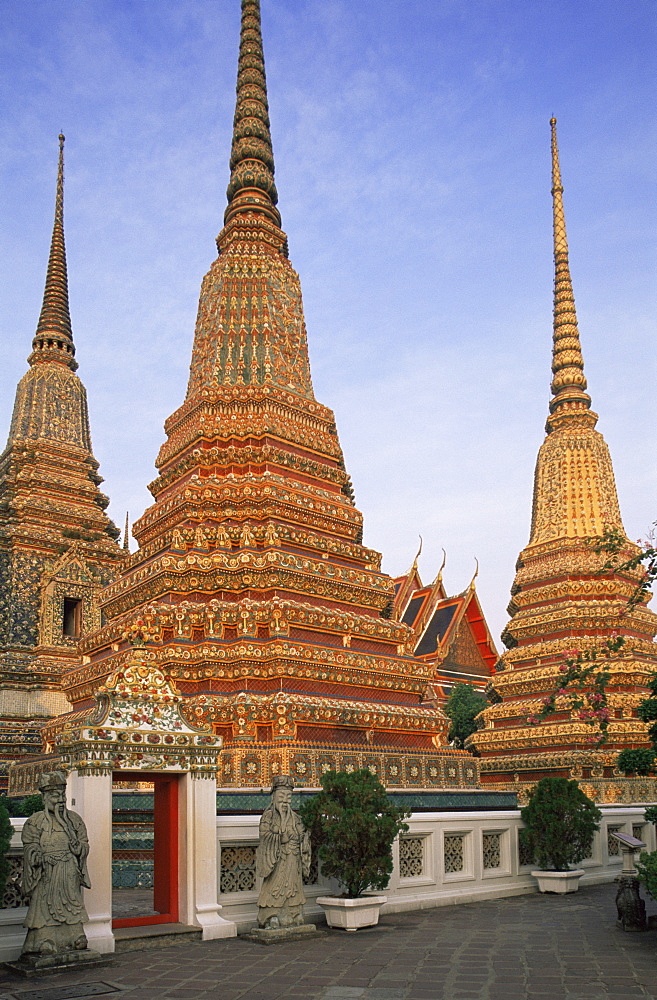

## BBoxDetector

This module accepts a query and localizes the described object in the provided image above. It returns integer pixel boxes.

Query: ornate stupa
[0,136,122,787]
[469,120,657,801]
[51,0,477,791]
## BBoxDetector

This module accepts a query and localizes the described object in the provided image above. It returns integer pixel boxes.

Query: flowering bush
[527,635,623,746]
[527,522,657,752]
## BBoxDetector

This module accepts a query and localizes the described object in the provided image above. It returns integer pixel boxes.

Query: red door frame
[112,771,180,928]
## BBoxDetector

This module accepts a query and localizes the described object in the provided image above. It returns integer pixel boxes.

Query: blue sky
[1,0,655,642]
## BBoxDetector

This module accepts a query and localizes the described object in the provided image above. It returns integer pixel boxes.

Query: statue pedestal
[242,924,320,945]
[615,875,647,932]
[5,948,111,977]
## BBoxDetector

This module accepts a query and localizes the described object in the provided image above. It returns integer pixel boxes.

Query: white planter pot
[316,895,387,931]
[532,870,585,894]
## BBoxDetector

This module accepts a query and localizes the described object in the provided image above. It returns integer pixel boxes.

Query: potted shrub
[519,777,601,893]
[300,769,409,930]
[636,849,657,927]
[0,799,12,905]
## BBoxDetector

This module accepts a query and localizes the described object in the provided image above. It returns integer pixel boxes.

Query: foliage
[20,794,44,816]
[616,748,656,776]
[635,669,657,748]
[636,850,657,902]
[299,769,409,899]
[0,799,13,905]
[0,795,43,817]
[527,636,624,746]
[444,683,487,750]
[644,805,657,826]
[527,523,657,750]
[594,524,657,610]
[519,777,601,872]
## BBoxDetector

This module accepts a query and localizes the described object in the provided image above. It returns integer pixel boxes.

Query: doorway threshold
[113,923,202,953]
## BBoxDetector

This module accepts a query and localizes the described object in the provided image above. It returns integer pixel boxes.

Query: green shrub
[20,794,44,816]
[0,800,13,905]
[0,794,43,817]
[299,769,409,899]
[444,683,487,751]
[616,747,656,776]
[519,777,601,871]
[636,850,657,902]
[644,805,657,826]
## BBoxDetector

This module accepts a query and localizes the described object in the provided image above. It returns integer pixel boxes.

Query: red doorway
[112,771,179,928]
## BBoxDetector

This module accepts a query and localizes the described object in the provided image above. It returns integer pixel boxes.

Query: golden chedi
[469,120,657,802]
[0,137,122,788]
[51,0,477,792]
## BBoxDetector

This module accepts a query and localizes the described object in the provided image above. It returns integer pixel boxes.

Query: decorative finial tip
[550,117,557,126]
[59,133,65,143]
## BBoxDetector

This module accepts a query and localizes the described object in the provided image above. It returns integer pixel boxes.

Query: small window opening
[62,598,82,638]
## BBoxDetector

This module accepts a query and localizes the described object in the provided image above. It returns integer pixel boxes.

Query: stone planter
[531,870,585,894]
[316,895,387,931]
[0,906,28,962]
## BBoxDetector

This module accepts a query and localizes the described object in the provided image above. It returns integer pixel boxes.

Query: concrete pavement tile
[321,990,367,997]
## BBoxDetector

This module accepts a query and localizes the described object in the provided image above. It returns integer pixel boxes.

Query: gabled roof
[393,556,498,687]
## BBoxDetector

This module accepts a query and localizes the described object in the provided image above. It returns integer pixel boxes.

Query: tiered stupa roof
[469,120,657,801]
[56,0,478,791]
[0,136,122,788]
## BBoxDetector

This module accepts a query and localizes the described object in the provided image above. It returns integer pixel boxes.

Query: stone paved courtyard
[0,883,655,1000]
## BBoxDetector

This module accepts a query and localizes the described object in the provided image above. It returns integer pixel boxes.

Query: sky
[0,0,655,644]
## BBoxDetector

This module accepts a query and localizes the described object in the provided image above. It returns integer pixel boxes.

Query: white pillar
[179,774,236,940]
[68,771,115,954]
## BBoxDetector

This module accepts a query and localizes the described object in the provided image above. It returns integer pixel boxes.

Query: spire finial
[546,117,593,432]
[29,133,77,371]
[433,548,447,587]
[224,0,281,228]
[468,557,479,592]
[123,512,130,551]
[411,535,423,570]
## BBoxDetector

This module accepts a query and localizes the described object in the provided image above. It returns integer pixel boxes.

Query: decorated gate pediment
[39,633,222,777]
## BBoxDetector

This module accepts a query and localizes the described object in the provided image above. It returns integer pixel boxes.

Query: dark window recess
[62,598,82,638]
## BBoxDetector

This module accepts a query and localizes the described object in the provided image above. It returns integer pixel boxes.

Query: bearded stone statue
[21,771,91,957]
[255,775,311,929]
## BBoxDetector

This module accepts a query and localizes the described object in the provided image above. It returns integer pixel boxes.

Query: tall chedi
[0,136,122,788]
[57,0,476,791]
[469,120,657,802]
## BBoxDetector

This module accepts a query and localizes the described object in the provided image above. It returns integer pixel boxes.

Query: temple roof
[393,560,497,682]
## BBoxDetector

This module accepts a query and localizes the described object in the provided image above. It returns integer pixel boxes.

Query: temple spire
[546,117,592,431]
[224,0,281,228]
[29,134,77,371]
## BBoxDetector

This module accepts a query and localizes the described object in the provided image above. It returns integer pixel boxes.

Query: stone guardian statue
[20,771,91,959]
[256,775,311,929]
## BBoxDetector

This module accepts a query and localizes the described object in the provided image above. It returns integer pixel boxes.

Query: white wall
[1,804,654,958]
[216,806,657,930]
